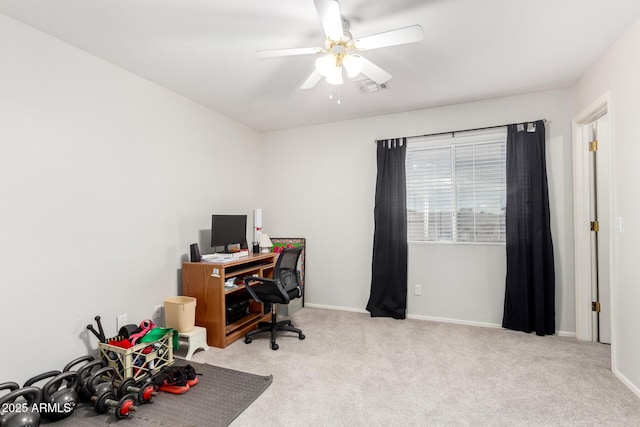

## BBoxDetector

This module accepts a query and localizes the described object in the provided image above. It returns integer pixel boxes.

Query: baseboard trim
[304,303,368,314]
[304,304,575,337]
[406,313,502,329]
[613,367,640,400]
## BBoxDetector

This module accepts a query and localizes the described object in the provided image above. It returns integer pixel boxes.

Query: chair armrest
[243,276,276,286]
[243,276,290,303]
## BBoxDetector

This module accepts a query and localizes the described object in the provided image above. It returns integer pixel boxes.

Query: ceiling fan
[256,0,424,90]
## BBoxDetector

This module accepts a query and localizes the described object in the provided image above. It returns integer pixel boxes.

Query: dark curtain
[366,138,408,319]
[502,120,555,336]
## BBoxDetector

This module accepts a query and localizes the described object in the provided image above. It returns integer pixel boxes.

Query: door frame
[572,91,614,344]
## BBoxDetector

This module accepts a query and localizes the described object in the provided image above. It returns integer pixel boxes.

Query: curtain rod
[374,119,547,143]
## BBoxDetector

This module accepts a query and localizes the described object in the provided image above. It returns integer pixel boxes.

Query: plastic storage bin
[98,330,174,383]
[164,296,197,332]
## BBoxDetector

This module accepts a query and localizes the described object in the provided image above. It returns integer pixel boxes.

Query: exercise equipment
[76,359,107,402]
[129,320,155,345]
[118,324,140,339]
[23,371,60,388]
[22,370,60,419]
[16,371,78,421]
[86,315,107,343]
[117,378,157,404]
[0,386,42,427]
[0,382,19,395]
[41,371,79,420]
[86,325,105,343]
[95,315,106,342]
[86,367,116,397]
[106,334,128,344]
[62,355,95,373]
[87,367,138,420]
[151,365,193,394]
[102,323,141,344]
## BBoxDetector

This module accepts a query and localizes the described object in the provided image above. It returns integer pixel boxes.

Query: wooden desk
[182,252,276,348]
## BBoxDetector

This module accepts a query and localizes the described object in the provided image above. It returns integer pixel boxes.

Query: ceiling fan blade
[314,0,344,41]
[301,70,323,90]
[256,47,322,59]
[354,25,424,51]
[360,57,392,84]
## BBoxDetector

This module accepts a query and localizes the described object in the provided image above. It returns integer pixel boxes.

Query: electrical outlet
[153,305,163,319]
[414,284,422,296]
[117,313,127,330]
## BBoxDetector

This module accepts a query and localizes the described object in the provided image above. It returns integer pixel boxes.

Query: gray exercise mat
[46,361,273,426]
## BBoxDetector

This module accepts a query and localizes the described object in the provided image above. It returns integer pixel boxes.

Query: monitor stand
[221,243,241,254]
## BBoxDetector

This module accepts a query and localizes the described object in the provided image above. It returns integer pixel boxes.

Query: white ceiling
[1,0,640,132]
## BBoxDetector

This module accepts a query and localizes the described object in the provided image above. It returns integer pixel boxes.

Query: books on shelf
[200,250,249,263]
[230,250,249,258]
[201,256,234,264]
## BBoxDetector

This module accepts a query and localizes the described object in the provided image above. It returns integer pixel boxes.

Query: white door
[586,114,611,344]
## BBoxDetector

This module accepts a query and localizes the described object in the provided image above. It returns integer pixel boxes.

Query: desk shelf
[225,312,261,335]
[182,253,276,348]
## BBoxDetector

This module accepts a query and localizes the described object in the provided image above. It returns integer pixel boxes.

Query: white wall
[0,15,261,383]
[0,10,582,385]
[572,15,640,395]
[261,88,575,333]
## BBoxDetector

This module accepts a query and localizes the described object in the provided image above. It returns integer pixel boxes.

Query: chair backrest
[274,247,303,293]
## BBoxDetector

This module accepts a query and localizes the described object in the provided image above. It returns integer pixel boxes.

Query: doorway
[573,93,612,344]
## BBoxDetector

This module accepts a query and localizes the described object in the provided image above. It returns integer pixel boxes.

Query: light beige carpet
[191,307,640,426]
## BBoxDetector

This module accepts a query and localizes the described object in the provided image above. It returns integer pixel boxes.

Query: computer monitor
[211,214,247,253]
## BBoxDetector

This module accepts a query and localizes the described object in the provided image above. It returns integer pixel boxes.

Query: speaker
[189,243,201,262]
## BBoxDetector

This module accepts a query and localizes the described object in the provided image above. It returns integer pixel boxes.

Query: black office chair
[243,246,305,350]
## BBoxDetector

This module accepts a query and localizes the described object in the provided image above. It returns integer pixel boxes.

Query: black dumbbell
[95,391,138,420]
[87,367,138,420]
[118,378,158,404]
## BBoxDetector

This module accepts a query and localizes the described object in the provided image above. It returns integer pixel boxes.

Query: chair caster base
[271,342,279,351]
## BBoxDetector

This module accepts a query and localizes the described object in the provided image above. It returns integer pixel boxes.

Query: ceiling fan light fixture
[342,54,364,78]
[325,65,343,85]
[258,0,421,91]
[315,54,337,77]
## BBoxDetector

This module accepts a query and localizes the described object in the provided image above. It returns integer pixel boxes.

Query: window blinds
[406,128,507,244]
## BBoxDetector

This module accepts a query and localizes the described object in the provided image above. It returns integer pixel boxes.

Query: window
[406,128,507,244]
